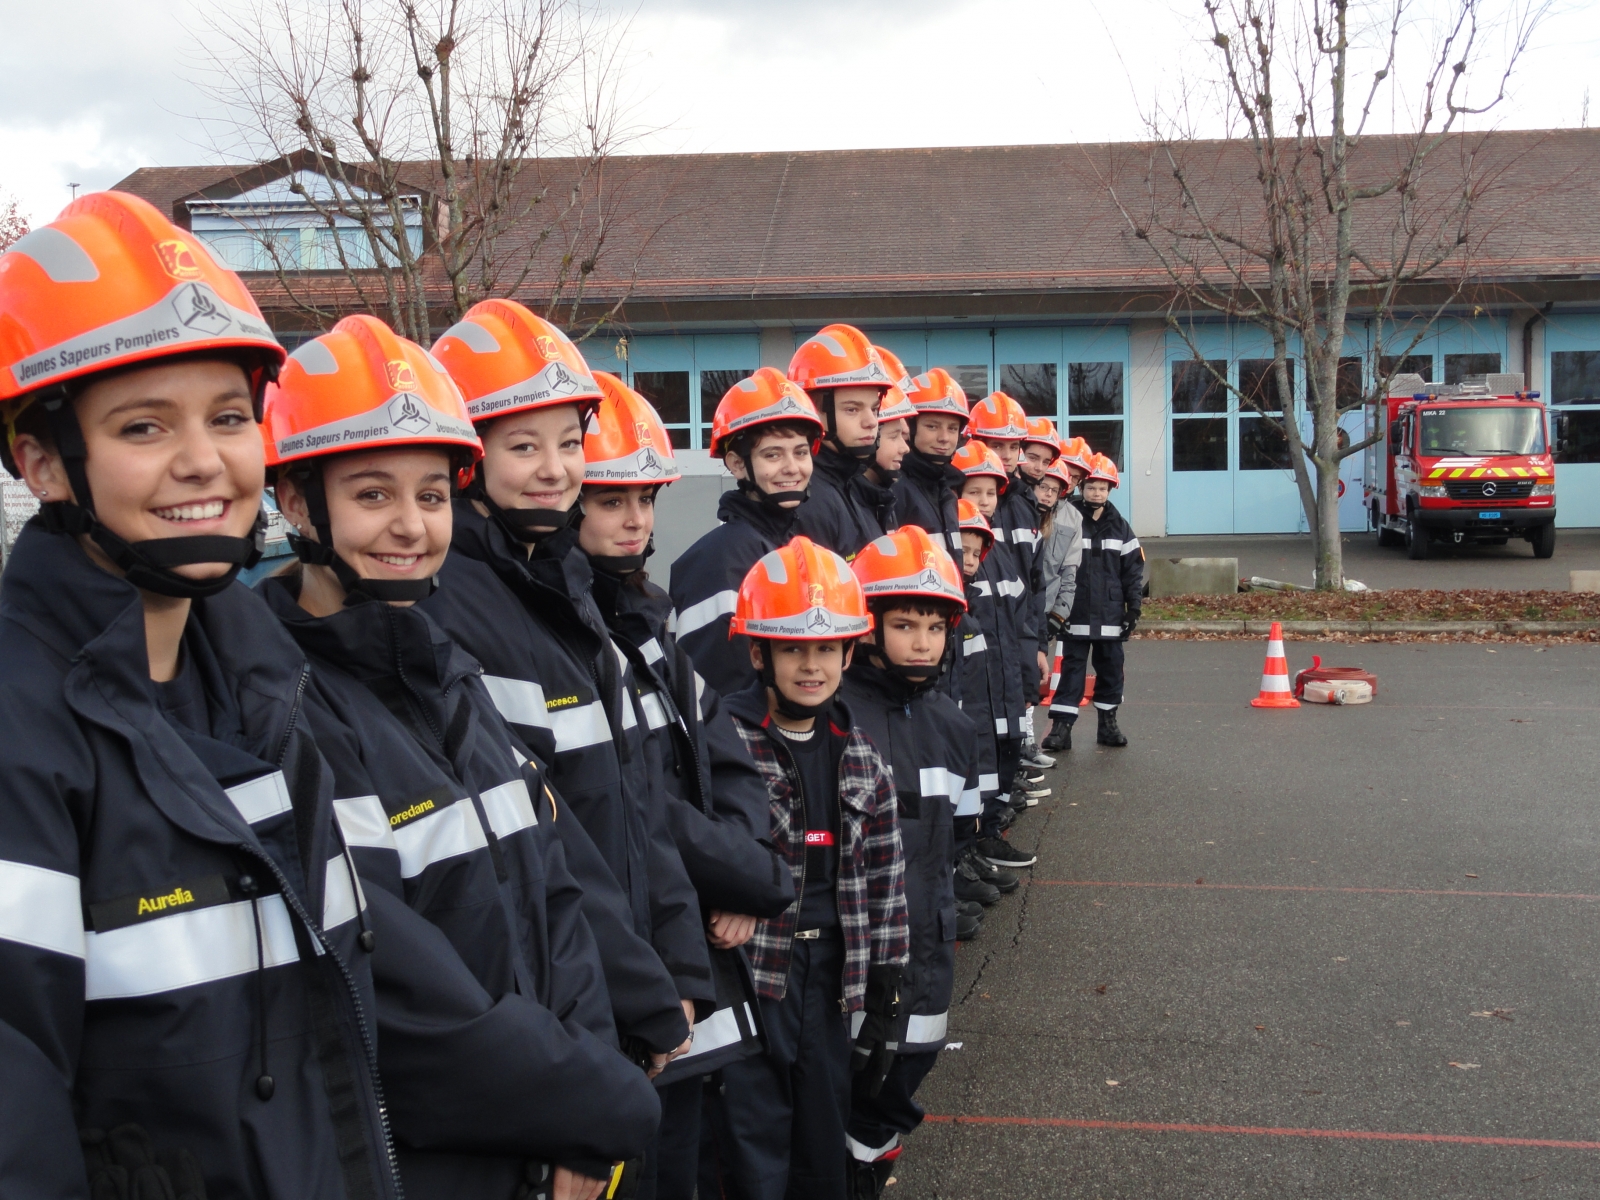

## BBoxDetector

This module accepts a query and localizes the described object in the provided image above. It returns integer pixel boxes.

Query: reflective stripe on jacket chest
[482,674,612,752]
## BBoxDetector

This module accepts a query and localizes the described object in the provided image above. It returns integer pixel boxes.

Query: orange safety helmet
[1044,458,1074,488]
[876,384,916,424]
[788,324,896,393]
[264,315,481,476]
[431,299,603,423]
[1023,416,1061,457]
[731,535,873,641]
[967,392,1028,441]
[1059,436,1096,477]
[0,190,285,597]
[852,526,967,613]
[585,372,681,486]
[1086,452,1120,487]
[956,498,994,559]
[873,345,914,392]
[0,191,284,413]
[951,439,1009,485]
[709,367,823,458]
[904,368,970,418]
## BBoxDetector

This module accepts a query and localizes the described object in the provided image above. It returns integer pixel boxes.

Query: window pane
[1171,360,1228,413]
[664,427,691,450]
[1555,411,1600,462]
[1238,359,1294,413]
[1173,417,1229,471]
[1444,353,1502,384]
[1550,351,1600,404]
[1336,357,1364,408]
[1239,416,1293,470]
[1069,419,1124,469]
[1068,362,1124,415]
[632,371,690,425]
[1379,354,1432,383]
[999,363,1057,417]
[936,364,989,403]
[699,369,754,446]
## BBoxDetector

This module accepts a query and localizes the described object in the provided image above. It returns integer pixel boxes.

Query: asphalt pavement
[893,638,1600,1199]
[1143,530,1600,591]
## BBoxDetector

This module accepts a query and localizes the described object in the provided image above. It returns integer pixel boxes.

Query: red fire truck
[1366,372,1556,560]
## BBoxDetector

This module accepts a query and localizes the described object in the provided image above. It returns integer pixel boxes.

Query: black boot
[850,1153,899,1199]
[1097,706,1128,747]
[1041,716,1074,752]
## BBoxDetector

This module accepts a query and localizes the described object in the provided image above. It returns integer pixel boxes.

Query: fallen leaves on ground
[1145,588,1600,623]
[1449,1061,1482,1069]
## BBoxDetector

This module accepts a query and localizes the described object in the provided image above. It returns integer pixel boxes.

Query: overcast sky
[3,0,1596,225]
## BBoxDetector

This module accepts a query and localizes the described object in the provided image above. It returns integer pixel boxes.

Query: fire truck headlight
[1532,482,1555,496]
[1419,485,1448,498]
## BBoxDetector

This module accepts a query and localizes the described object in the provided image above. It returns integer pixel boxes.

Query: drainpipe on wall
[1522,302,1554,389]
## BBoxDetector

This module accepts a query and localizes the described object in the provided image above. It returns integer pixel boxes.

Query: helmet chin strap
[40,393,263,600]
[755,640,836,722]
[467,476,580,543]
[734,455,809,514]
[587,533,654,577]
[909,420,956,466]
[288,465,438,604]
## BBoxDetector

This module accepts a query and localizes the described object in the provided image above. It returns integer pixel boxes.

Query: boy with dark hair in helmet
[788,324,896,560]
[575,373,797,1199]
[892,369,969,561]
[841,529,984,1198]
[670,368,824,697]
[707,538,909,1200]
[1047,454,1142,750]
[256,316,662,1200]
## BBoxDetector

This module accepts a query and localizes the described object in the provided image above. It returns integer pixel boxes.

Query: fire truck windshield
[1418,406,1545,456]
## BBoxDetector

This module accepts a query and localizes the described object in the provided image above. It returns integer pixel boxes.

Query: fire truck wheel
[1530,522,1556,559]
[1406,513,1430,560]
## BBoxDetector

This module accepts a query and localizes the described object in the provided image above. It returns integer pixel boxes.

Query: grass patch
[1143,589,1600,623]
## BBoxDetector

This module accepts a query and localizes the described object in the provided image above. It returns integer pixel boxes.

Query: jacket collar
[902,449,962,491]
[716,487,801,542]
[448,498,607,646]
[814,444,862,487]
[1,521,311,849]
[258,573,478,697]
[725,679,857,739]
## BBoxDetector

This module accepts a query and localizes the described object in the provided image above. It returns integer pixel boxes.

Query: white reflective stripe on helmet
[463,359,601,420]
[478,779,539,839]
[0,859,85,959]
[676,591,739,637]
[225,771,293,826]
[10,281,275,392]
[85,894,299,1001]
[740,609,872,639]
[392,799,489,879]
[584,447,681,485]
[274,393,477,462]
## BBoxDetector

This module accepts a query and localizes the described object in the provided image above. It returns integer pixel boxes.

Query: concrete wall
[653,473,734,577]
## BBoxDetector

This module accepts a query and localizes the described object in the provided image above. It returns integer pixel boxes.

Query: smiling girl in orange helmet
[0,191,408,1200]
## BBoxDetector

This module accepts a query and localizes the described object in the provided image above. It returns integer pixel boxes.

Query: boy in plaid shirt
[706,536,909,1200]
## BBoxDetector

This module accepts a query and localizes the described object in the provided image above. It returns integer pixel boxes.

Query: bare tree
[1108,0,1547,588]
[0,191,28,252]
[197,0,645,344]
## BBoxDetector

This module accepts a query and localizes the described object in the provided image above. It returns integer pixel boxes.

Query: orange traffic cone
[1250,622,1300,709]
[1082,673,1096,708]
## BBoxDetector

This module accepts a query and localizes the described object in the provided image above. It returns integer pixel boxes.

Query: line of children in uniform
[0,192,1135,1200]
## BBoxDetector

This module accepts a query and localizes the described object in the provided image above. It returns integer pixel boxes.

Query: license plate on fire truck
[1479,511,1501,519]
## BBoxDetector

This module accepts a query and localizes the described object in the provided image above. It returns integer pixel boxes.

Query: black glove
[1120,616,1138,642]
[851,964,902,1097]
[514,1160,553,1200]
[1047,611,1068,639]
[81,1125,207,1200]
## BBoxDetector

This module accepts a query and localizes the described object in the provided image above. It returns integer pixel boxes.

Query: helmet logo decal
[535,334,561,359]
[171,283,233,336]
[635,447,666,477]
[155,240,203,280]
[546,363,581,395]
[386,359,419,392]
[389,395,432,435]
[776,396,801,415]
[807,607,833,633]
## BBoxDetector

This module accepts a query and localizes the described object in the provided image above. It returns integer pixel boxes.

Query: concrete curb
[1142,618,1600,635]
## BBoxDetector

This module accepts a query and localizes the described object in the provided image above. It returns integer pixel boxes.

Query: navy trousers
[846,1049,939,1162]
[700,931,852,1200]
[980,737,1023,838]
[644,1076,702,1200]
[1050,639,1125,719]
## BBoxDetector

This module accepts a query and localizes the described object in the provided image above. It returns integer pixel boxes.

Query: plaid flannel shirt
[724,687,910,1011]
